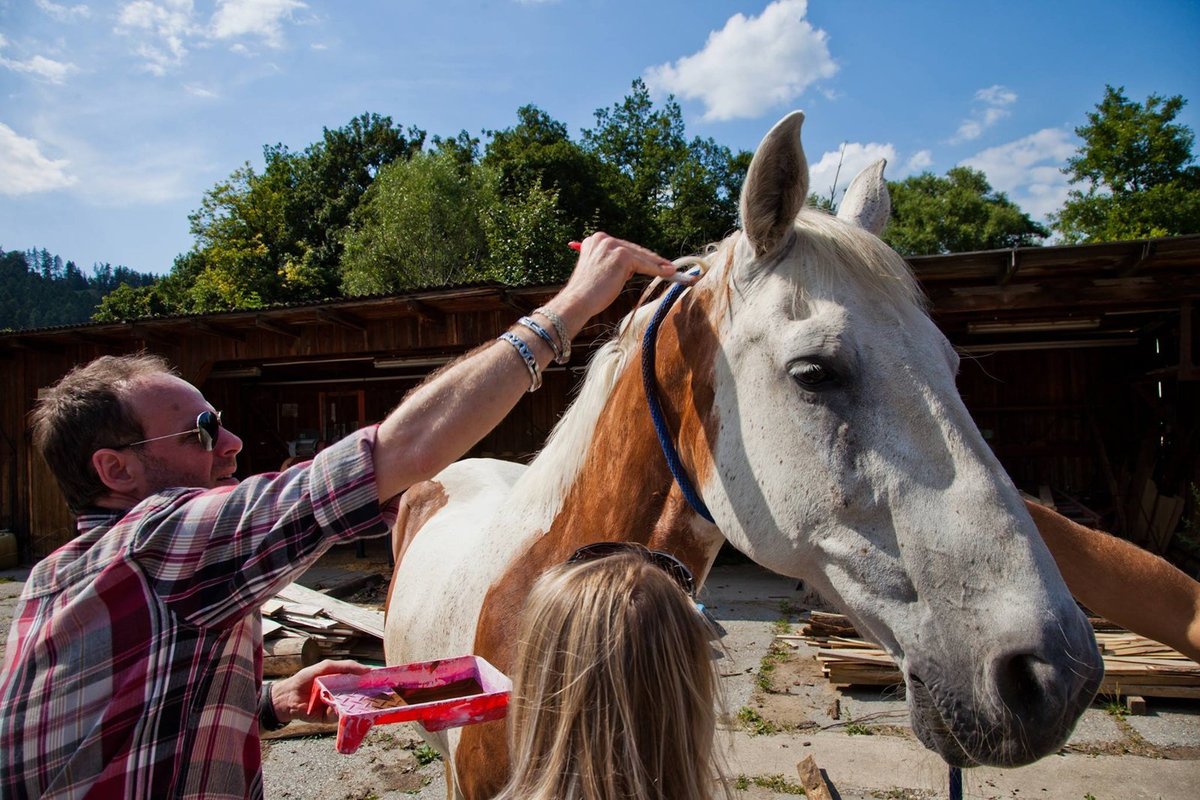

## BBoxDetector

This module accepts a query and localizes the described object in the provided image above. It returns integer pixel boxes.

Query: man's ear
[92,449,140,494]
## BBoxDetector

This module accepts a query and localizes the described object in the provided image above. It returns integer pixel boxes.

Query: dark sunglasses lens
[650,553,696,595]
[196,411,220,451]
[568,542,626,564]
[567,542,695,596]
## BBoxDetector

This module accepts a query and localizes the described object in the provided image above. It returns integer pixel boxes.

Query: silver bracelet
[499,331,542,392]
[517,316,562,362]
[532,307,570,364]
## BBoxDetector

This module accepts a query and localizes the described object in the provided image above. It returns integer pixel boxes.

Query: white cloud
[951,84,1017,143]
[184,83,219,98]
[0,123,77,195]
[961,127,1078,218]
[0,52,79,84]
[644,0,837,122]
[35,1,92,22]
[0,37,79,84]
[115,0,305,74]
[904,149,933,173]
[976,85,1016,106]
[211,0,307,49]
[808,141,896,202]
[116,0,198,75]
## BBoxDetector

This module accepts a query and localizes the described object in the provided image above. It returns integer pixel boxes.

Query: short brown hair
[30,354,174,513]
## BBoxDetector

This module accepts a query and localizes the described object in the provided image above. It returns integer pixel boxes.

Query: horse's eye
[789,359,838,390]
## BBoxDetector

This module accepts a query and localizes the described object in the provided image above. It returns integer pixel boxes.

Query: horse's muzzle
[905,633,1104,767]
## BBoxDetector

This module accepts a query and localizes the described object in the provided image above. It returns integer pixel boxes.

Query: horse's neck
[515,286,726,578]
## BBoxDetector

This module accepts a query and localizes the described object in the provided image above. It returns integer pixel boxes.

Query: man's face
[123,374,243,497]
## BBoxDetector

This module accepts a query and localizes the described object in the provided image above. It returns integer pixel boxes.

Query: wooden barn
[2,235,1198,569]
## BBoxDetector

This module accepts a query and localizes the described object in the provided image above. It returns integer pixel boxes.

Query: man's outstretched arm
[1028,499,1200,663]
[373,233,680,502]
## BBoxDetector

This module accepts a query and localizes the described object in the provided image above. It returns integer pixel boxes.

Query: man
[0,234,682,800]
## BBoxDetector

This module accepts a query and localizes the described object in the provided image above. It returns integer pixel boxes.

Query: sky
[1,0,1198,276]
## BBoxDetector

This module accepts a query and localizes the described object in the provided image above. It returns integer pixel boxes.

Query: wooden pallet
[260,582,387,676]
[793,613,1200,699]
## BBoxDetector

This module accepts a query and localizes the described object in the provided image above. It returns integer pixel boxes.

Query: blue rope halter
[641,272,715,524]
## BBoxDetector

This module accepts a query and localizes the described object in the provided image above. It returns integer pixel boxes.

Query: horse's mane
[509,210,924,525]
[790,208,925,311]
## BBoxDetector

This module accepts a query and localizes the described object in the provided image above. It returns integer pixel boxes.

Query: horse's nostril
[993,652,1052,718]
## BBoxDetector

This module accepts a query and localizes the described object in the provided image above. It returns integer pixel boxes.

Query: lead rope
[641,270,715,524]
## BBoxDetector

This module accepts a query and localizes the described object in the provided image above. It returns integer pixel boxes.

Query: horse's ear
[837,158,891,236]
[740,111,808,257]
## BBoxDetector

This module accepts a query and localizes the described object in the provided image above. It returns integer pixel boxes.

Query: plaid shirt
[0,428,393,800]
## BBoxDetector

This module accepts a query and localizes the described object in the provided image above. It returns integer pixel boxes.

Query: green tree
[480,174,574,286]
[483,105,620,240]
[185,161,290,310]
[583,80,689,251]
[0,246,157,329]
[883,166,1049,255]
[91,253,200,322]
[178,113,424,312]
[582,80,748,256]
[1051,85,1200,242]
[340,149,491,293]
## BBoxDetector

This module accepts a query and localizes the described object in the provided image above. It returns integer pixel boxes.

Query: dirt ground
[261,543,1200,799]
[4,541,1198,799]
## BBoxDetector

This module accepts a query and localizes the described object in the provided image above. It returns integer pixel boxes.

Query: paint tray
[307,655,511,754]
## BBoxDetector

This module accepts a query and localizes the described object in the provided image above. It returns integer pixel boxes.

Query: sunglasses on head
[117,410,223,452]
[566,541,697,598]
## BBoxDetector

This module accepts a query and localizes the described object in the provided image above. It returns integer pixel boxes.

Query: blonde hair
[496,552,731,800]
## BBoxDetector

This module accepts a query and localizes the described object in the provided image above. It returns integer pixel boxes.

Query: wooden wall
[2,269,1196,561]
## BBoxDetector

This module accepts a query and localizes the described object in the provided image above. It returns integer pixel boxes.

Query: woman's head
[501,548,728,800]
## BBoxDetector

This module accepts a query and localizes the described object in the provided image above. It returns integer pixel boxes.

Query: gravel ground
[4,549,1198,799]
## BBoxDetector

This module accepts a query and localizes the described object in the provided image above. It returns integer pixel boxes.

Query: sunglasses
[566,541,697,598]
[118,410,223,452]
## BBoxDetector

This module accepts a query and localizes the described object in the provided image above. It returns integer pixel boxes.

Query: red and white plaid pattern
[0,428,392,799]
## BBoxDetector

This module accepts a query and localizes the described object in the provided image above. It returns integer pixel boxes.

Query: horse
[383,111,1104,799]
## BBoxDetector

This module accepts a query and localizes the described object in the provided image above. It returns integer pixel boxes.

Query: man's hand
[548,232,684,339]
[269,659,371,724]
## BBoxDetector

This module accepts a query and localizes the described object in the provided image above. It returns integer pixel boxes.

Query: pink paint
[308,655,511,754]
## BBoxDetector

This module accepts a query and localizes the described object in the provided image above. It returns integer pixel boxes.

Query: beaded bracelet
[532,307,570,364]
[517,316,562,362]
[500,331,542,392]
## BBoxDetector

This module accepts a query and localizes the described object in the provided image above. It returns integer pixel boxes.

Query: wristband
[260,682,286,731]
[532,307,571,364]
[500,331,542,392]
[517,316,562,362]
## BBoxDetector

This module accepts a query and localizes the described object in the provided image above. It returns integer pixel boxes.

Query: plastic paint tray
[307,655,511,754]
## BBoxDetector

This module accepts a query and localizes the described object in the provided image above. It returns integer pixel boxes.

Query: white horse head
[689,111,1101,766]
[385,112,1103,796]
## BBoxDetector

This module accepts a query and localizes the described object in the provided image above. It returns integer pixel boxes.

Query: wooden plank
[259,721,338,741]
[276,582,385,639]
[263,635,320,677]
[804,611,1200,698]
[795,756,835,800]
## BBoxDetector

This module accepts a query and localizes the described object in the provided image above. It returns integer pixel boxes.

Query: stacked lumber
[793,612,1200,699]
[261,582,386,676]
